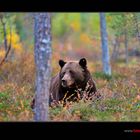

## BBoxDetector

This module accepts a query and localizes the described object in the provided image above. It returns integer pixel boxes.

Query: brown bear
[31,58,97,109]
[49,58,97,105]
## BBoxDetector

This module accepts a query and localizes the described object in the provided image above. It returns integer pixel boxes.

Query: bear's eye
[69,70,74,74]
[61,72,65,77]
[63,72,66,74]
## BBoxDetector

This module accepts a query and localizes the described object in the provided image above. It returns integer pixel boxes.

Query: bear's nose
[62,80,67,85]
[62,79,66,83]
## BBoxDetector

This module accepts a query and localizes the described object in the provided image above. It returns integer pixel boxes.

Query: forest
[0,12,140,121]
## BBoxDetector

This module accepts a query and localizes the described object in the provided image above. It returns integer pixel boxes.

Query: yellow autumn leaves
[0,32,23,58]
[70,20,80,32]
[80,33,92,45]
[7,32,23,52]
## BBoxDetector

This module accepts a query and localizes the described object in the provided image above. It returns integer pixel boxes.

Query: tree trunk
[34,13,52,121]
[124,30,128,64]
[0,17,8,51]
[133,13,140,45]
[99,13,111,75]
[111,37,120,61]
[3,22,8,51]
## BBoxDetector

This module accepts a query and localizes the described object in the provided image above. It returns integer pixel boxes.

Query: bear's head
[59,58,88,88]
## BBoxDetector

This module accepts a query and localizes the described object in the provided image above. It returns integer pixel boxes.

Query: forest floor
[0,52,140,121]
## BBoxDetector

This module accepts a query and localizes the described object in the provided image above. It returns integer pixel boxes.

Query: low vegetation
[0,52,139,121]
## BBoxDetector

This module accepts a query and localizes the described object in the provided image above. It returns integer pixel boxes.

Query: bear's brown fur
[49,58,97,105]
[31,58,97,109]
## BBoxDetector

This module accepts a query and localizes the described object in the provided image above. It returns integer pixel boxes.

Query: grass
[49,90,140,121]
[93,72,112,81]
[0,52,140,121]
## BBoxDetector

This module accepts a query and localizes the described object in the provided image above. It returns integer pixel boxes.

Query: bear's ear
[59,59,66,68]
[79,58,87,68]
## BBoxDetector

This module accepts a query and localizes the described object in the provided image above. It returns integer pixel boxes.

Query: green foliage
[49,74,140,121]
[49,105,63,118]
[52,13,100,39]
[0,92,10,100]
[52,13,71,38]
[15,13,27,41]
[0,92,10,111]
[80,13,100,35]
[107,13,139,38]
[0,13,16,44]
[93,72,112,81]
[14,13,33,47]
[107,13,125,36]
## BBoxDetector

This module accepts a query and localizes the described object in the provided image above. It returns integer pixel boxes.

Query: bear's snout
[62,79,67,87]
[61,73,74,88]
